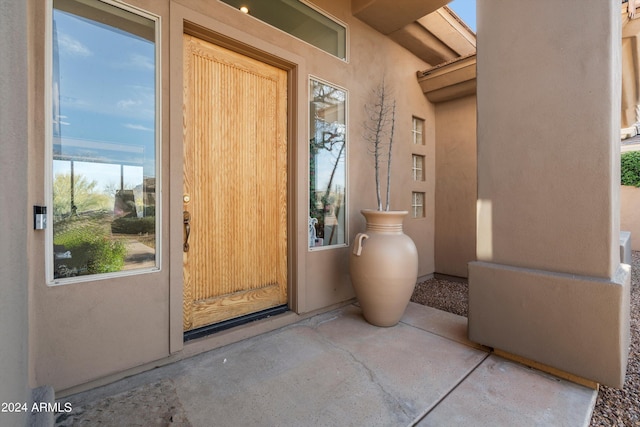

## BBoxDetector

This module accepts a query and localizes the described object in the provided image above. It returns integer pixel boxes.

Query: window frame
[218,0,349,62]
[308,75,349,251]
[45,0,162,285]
[412,116,425,146]
[411,192,425,219]
[412,154,425,182]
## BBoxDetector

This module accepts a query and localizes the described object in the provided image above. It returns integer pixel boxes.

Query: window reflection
[309,79,346,248]
[51,0,157,280]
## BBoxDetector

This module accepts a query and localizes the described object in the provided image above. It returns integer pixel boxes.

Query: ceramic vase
[349,209,419,327]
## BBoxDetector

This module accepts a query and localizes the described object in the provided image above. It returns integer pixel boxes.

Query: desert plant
[621,150,640,187]
[363,78,397,211]
[53,172,111,218]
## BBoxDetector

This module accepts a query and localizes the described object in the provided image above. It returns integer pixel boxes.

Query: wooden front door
[182,34,288,332]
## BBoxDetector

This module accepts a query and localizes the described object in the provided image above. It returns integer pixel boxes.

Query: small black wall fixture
[34,206,47,230]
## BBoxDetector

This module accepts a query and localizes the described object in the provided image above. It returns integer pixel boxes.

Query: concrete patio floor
[55,303,597,426]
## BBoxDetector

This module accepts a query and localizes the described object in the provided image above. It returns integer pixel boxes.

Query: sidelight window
[309,78,347,248]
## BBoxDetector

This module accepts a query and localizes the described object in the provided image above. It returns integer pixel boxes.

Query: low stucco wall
[469,261,630,388]
[621,185,640,251]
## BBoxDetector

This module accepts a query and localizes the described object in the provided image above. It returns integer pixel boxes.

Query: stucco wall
[470,0,629,388]
[475,0,620,278]
[0,0,30,424]
[621,185,640,250]
[434,95,476,278]
[27,0,436,391]
[28,0,172,393]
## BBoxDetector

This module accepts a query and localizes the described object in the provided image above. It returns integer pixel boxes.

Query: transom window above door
[48,0,160,283]
[219,0,347,60]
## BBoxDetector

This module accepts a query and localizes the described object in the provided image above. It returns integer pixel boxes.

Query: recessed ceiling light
[240,6,249,14]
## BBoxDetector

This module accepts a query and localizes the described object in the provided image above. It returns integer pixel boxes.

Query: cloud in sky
[60,95,89,109]
[129,53,154,70]
[57,32,92,57]
[124,123,154,132]
[117,99,142,110]
[116,92,154,121]
[115,85,155,120]
[111,53,155,71]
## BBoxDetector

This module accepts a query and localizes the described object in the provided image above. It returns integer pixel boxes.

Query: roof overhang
[351,1,477,101]
[351,0,450,34]
[417,54,477,103]
[352,1,476,68]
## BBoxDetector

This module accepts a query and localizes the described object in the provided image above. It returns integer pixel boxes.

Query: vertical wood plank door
[182,34,288,331]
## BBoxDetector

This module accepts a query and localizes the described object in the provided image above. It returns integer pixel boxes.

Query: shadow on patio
[55,303,596,426]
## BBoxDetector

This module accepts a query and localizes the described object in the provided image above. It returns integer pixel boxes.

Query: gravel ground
[411,252,640,427]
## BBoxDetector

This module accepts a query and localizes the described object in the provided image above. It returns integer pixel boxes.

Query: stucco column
[0,0,30,424]
[469,0,631,388]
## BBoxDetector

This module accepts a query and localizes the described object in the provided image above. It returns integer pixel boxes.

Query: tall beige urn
[350,209,419,327]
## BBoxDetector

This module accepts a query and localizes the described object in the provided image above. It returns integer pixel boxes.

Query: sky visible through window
[53,7,155,190]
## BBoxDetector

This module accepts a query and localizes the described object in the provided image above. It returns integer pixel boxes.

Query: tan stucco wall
[469,261,630,388]
[1,0,31,424]
[27,0,436,391]
[434,95,476,278]
[475,1,620,278]
[470,0,630,388]
[621,185,640,250]
[28,0,172,392]
[621,12,640,130]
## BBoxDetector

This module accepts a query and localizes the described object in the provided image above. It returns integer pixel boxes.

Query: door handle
[183,211,191,252]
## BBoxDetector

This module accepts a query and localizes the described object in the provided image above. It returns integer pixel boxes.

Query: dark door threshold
[183,305,289,342]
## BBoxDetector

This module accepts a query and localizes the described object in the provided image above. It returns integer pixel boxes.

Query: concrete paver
[55,303,597,426]
[420,355,597,426]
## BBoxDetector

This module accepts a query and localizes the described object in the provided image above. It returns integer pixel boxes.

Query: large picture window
[309,78,347,248]
[49,0,159,282]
